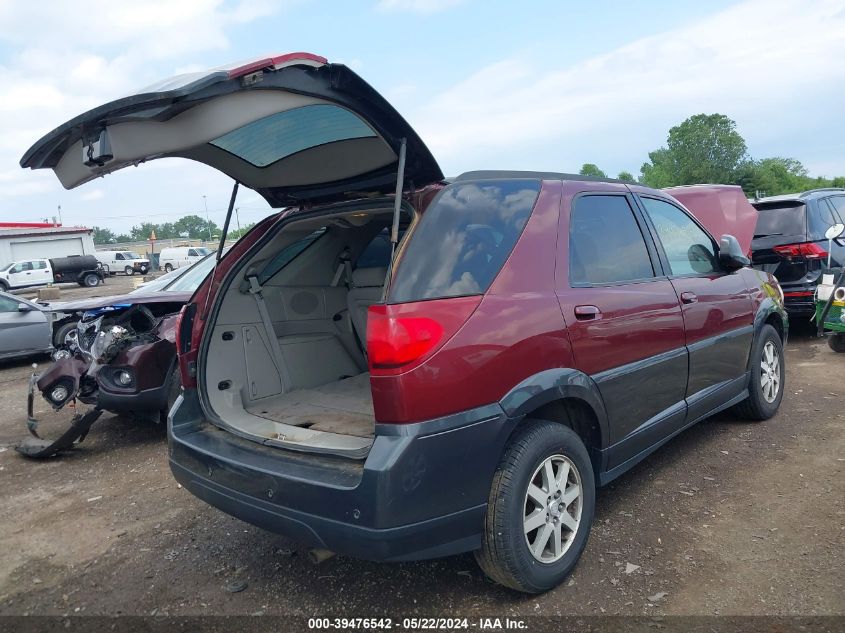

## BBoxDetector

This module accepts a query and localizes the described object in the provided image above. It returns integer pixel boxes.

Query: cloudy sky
[0,0,843,232]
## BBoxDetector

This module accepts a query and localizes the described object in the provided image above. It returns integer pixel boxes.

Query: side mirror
[718,234,750,271]
[17,303,33,312]
[824,223,845,241]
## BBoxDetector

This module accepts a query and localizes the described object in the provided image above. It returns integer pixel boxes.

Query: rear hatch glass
[752,203,806,243]
[388,179,540,302]
[751,202,808,282]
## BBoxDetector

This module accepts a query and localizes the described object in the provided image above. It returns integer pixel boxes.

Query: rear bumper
[781,282,818,315]
[783,296,815,315]
[168,390,511,561]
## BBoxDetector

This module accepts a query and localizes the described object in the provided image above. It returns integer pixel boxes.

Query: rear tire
[829,333,845,353]
[124,266,134,276]
[732,324,784,420]
[475,419,595,593]
[164,264,173,273]
[83,273,100,287]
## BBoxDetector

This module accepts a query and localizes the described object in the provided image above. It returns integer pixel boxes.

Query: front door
[0,295,50,355]
[636,195,754,421]
[557,183,688,469]
[7,261,35,288]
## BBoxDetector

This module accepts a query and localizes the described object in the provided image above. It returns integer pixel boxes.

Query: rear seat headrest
[351,266,387,288]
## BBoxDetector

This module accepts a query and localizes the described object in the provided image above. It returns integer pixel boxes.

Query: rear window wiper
[753,232,783,238]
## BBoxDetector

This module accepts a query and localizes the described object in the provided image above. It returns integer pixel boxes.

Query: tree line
[92,214,255,245]
[580,113,843,197]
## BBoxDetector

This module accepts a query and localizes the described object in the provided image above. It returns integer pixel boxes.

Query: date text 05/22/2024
[307,617,528,630]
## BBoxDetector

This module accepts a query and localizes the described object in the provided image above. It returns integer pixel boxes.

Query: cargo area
[200,203,412,459]
[244,372,374,438]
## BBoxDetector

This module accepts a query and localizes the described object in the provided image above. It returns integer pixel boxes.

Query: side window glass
[810,200,837,240]
[356,228,406,269]
[826,197,845,223]
[115,253,124,261]
[21,262,33,271]
[33,261,46,270]
[641,197,718,276]
[0,296,19,312]
[10,264,22,274]
[569,195,655,285]
[188,249,198,257]
[258,228,327,284]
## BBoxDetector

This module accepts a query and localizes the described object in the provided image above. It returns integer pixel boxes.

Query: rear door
[636,194,754,422]
[557,182,688,469]
[20,53,442,208]
[32,260,52,285]
[817,197,845,268]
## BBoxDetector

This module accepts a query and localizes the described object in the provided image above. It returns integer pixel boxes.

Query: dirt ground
[0,303,841,620]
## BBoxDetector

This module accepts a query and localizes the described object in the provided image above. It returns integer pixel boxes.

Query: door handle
[680,291,698,304]
[574,305,601,320]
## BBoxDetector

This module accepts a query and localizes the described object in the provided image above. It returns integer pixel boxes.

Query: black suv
[751,189,845,316]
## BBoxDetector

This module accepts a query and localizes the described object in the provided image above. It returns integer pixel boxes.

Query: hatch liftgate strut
[382,137,407,301]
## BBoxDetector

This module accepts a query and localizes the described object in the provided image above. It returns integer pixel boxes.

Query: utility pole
[235,207,241,232]
[202,195,212,243]
[57,204,62,226]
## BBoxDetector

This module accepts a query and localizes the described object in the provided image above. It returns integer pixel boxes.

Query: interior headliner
[52,90,397,191]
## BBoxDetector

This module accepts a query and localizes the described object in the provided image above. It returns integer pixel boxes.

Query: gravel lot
[0,284,841,619]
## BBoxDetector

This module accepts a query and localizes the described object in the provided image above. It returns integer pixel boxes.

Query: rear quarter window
[811,199,842,240]
[389,179,540,302]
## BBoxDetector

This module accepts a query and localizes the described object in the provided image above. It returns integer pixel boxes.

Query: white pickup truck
[0,255,105,291]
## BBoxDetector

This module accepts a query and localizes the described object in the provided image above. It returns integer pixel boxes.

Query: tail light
[367,296,481,375]
[176,303,196,355]
[175,303,198,388]
[772,242,828,260]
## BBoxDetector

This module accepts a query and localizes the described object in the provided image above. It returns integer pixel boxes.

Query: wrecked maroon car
[18,254,219,458]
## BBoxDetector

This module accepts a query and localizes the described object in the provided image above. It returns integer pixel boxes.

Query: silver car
[0,291,52,360]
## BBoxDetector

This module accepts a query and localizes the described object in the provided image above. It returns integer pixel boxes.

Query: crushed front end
[18,304,178,458]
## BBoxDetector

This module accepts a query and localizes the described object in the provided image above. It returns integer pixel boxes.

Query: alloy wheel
[760,340,781,403]
[523,454,582,563]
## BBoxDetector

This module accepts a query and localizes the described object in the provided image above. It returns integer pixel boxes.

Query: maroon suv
[21,53,787,593]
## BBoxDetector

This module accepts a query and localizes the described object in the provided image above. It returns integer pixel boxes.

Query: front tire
[829,332,845,353]
[0,280,8,291]
[732,324,784,420]
[475,420,595,593]
[53,321,79,348]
